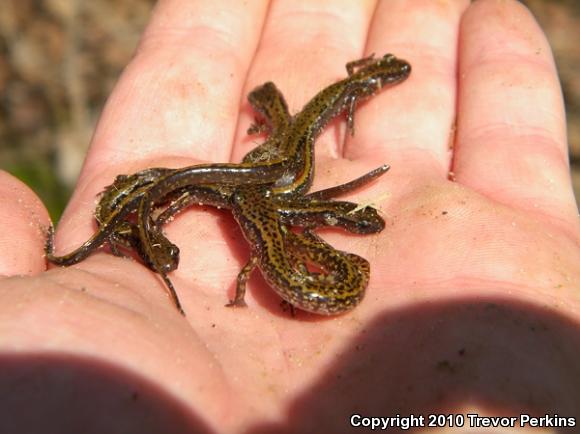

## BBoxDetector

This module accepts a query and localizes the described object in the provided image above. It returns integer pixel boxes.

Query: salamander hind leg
[226,255,259,308]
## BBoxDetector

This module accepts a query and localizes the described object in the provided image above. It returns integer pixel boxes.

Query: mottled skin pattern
[231,185,371,314]
[94,168,180,269]
[47,54,411,315]
[135,54,410,311]
[46,78,295,270]
[242,81,292,163]
[269,54,411,197]
[45,161,288,264]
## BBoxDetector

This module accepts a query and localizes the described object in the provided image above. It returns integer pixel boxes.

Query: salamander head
[347,207,386,234]
[372,53,411,87]
[139,231,180,273]
[349,53,411,98]
[322,206,385,234]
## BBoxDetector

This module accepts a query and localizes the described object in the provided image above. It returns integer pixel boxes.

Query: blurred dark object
[0,0,578,221]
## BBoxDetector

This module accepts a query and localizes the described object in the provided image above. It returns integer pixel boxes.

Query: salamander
[47,54,410,315]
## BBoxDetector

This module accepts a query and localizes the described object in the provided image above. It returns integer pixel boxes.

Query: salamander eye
[160,262,177,273]
[356,220,371,232]
[169,245,180,259]
[159,245,180,272]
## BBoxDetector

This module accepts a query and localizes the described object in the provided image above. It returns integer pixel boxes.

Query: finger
[231,0,377,163]
[344,0,469,180]
[0,171,51,275]
[57,0,270,248]
[88,0,270,167]
[454,0,579,233]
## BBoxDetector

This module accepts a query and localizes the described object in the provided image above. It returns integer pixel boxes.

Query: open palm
[1,1,579,433]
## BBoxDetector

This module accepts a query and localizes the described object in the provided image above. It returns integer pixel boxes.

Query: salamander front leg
[108,236,126,257]
[156,192,197,226]
[106,222,136,257]
[346,53,376,75]
[226,255,258,308]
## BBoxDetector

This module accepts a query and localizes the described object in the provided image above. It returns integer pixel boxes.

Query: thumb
[0,170,51,276]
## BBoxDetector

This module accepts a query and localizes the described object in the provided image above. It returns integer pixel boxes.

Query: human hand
[1,1,579,432]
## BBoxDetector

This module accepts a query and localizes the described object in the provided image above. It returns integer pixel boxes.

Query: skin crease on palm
[0,0,579,432]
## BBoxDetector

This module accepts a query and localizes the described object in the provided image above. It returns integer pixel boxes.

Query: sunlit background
[0,0,578,221]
